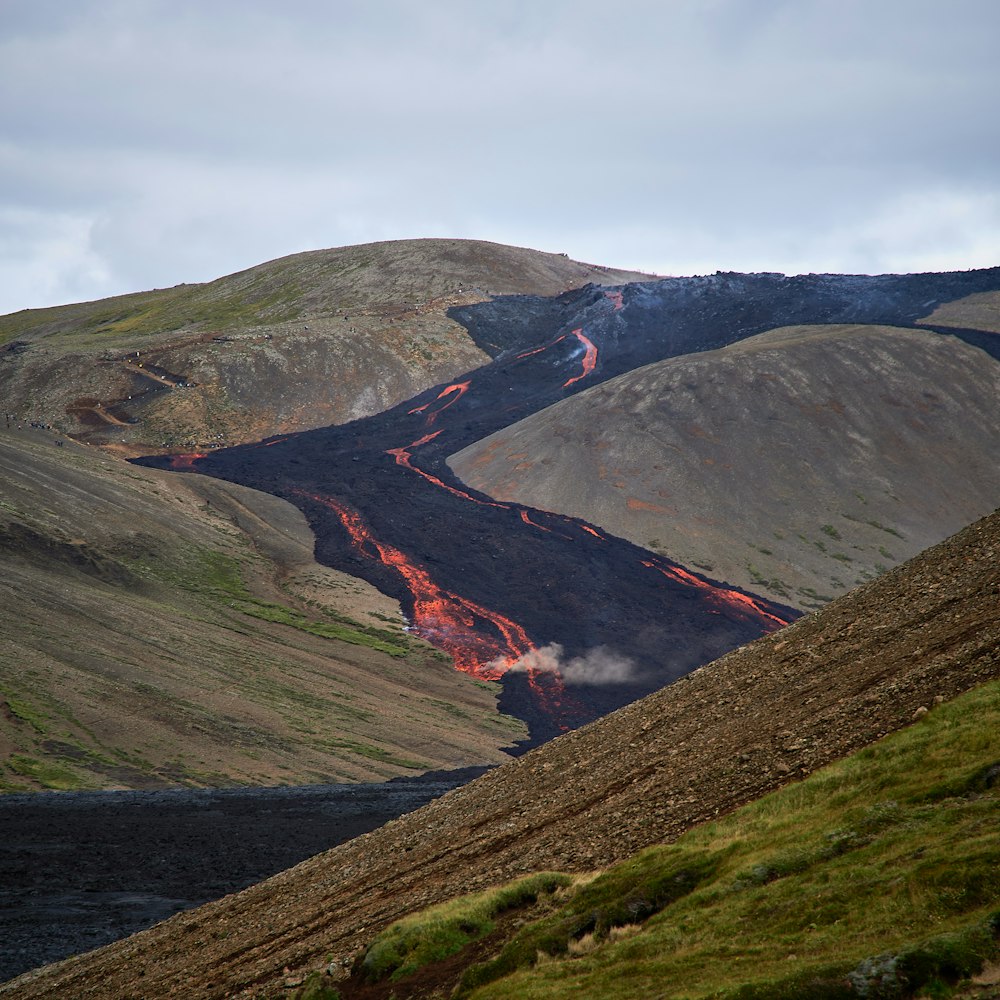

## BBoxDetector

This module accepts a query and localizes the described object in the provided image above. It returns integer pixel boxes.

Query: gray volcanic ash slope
[450,321,1000,611]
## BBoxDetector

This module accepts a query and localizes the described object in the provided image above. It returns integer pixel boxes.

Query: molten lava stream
[386,431,510,509]
[642,558,790,630]
[297,490,533,679]
[513,328,599,389]
[562,329,598,387]
[167,452,207,469]
[423,381,470,425]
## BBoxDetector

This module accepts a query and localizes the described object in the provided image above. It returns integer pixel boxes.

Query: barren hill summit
[6,506,997,999]
[0,239,651,453]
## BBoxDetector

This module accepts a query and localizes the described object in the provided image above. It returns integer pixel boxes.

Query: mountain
[0,425,527,791]
[450,320,1000,611]
[5,253,1000,761]
[0,239,650,455]
[132,266,1000,740]
[3,506,996,999]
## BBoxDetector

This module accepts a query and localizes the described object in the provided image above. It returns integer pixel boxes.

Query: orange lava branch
[299,491,534,679]
[642,559,790,630]
[167,452,207,469]
[386,432,509,509]
[424,381,470,424]
[562,329,598,387]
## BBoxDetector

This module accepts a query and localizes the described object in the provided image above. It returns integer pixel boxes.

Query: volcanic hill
[450,319,1000,611]
[135,265,1000,739]
[4,505,997,1000]
[0,239,650,454]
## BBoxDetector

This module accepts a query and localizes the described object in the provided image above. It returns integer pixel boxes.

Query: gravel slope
[4,507,997,999]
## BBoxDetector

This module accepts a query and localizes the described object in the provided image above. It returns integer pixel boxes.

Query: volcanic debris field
[135,267,1000,740]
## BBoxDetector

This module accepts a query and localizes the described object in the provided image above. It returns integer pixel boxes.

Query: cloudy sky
[2,0,998,314]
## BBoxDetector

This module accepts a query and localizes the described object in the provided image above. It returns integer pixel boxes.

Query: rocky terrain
[451,320,1000,610]
[3,507,996,999]
[0,240,650,453]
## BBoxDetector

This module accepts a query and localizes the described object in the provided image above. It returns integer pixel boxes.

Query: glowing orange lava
[298,490,534,679]
[579,523,605,540]
[519,509,553,532]
[386,432,510,509]
[562,329,598,387]
[605,289,624,311]
[642,559,790,630]
[167,452,207,469]
[424,381,470,424]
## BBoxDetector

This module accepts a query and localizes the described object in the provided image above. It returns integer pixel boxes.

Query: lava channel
[300,490,531,678]
[642,558,791,630]
[386,431,510,509]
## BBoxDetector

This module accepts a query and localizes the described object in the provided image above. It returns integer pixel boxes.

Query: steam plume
[496,643,637,685]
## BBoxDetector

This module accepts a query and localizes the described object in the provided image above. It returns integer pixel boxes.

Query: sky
[2,0,998,315]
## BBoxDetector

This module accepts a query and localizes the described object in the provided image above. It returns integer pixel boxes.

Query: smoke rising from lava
[497,643,637,686]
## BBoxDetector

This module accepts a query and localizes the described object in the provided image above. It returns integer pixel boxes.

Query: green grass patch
[317,737,428,770]
[359,873,572,985]
[234,600,408,657]
[452,680,1000,999]
[4,694,50,734]
[7,754,88,791]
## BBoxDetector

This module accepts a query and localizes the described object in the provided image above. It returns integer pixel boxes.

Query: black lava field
[136,267,1000,743]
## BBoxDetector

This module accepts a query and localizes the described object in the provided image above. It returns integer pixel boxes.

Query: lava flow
[513,327,599,390]
[300,489,531,678]
[386,431,510,508]
[642,558,791,631]
[166,452,207,470]
[562,329,598,387]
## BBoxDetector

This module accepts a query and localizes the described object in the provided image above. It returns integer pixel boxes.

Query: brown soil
[4,507,997,999]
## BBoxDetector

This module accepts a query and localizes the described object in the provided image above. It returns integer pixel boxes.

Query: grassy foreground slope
[0,427,525,790]
[5,508,996,999]
[360,679,999,999]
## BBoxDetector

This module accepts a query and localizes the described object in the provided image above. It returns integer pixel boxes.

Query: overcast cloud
[1,0,998,314]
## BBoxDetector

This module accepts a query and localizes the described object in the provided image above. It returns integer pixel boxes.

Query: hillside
[449,321,1000,611]
[5,506,997,999]
[0,425,526,791]
[0,240,650,454]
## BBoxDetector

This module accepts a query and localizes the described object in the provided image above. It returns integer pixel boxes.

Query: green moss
[317,738,428,770]
[234,600,408,657]
[8,754,88,790]
[360,873,572,985]
[450,681,1000,999]
[4,694,50,734]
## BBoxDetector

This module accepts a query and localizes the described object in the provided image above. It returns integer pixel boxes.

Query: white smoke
[494,643,637,685]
